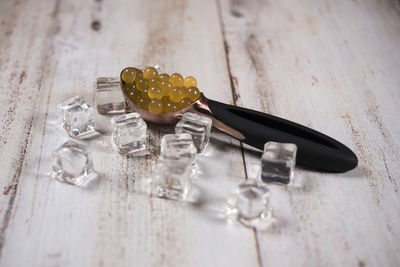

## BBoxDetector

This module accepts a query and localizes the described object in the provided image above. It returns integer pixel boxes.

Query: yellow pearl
[148,78,160,87]
[130,91,141,105]
[124,82,137,92]
[169,87,185,102]
[181,86,189,96]
[136,78,149,92]
[164,101,179,113]
[127,91,134,102]
[179,97,191,108]
[127,90,135,97]
[126,84,141,104]
[184,76,197,88]
[121,67,202,112]
[187,87,200,101]
[121,67,136,84]
[135,70,143,82]
[160,81,172,96]
[159,73,170,82]
[161,96,169,104]
[169,73,184,87]
[137,94,149,110]
[143,67,158,80]
[142,88,149,97]
[148,99,164,114]
[148,85,164,99]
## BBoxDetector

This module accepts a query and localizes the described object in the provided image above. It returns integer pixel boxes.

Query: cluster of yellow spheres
[121,67,201,114]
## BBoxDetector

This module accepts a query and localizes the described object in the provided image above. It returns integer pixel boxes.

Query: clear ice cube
[111,112,147,155]
[226,180,271,228]
[51,140,97,186]
[261,142,297,185]
[160,133,197,164]
[57,96,96,137]
[154,156,192,201]
[175,112,212,153]
[96,77,125,114]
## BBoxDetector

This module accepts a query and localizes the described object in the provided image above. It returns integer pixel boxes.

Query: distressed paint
[0,0,399,266]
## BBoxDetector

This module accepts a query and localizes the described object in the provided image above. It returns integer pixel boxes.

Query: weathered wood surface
[0,0,399,266]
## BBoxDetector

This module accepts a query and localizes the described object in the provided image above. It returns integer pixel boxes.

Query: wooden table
[0,0,399,266]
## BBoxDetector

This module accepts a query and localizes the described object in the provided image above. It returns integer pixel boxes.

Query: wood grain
[0,0,259,266]
[219,0,400,266]
[0,0,399,266]
[0,0,61,255]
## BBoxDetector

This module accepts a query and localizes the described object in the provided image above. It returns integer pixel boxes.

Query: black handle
[207,99,358,172]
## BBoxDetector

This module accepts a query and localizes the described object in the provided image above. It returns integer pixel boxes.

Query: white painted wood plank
[219,0,400,266]
[2,0,399,266]
[0,0,260,267]
[0,0,62,251]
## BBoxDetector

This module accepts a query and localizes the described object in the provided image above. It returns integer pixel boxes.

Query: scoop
[120,67,358,173]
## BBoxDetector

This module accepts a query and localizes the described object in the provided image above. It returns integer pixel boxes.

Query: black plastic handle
[207,99,358,172]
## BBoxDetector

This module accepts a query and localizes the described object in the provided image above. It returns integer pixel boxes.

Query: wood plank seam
[215,0,264,266]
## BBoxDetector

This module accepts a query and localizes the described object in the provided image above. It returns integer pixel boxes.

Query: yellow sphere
[148,99,164,114]
[184,76,197,88]
[148,78,160,87]
[136,78,149,92]
[142,88,149,97]
[161,96,169,104]
[160,81,172,96]
[143,67,158,80]
[169,73,184,87]
[148,85,164,99]
[130,90,141,105]
[187,87,200,101]
[135,70,143,82]
[127,90,135,98]
[126,85,140,104]
[164,101,179,113]
[127,91,134,102]
[179,97,191,109]
[181,86,189,97]
[137,94,149,110]
[159,73,170,82]
[124,82,137,92]
[121,68,136,84]
[169,87,185,102]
